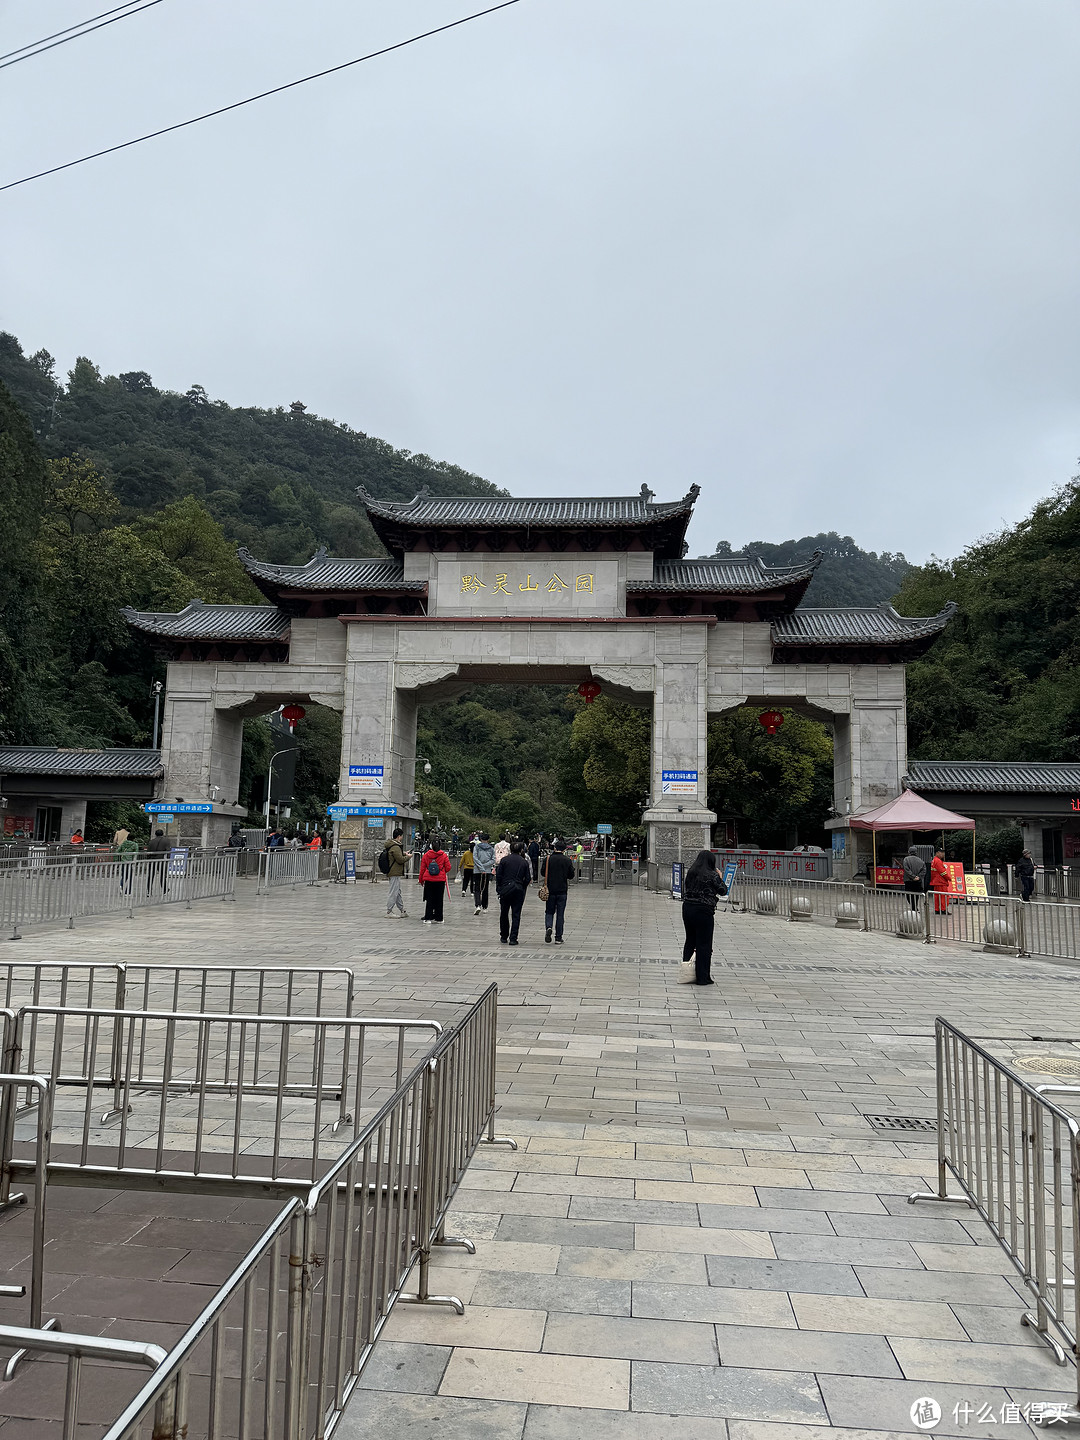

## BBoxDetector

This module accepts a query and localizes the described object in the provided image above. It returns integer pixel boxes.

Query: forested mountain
[0,333,502,563]
[711,533,911,606]
[896,480,1080,762]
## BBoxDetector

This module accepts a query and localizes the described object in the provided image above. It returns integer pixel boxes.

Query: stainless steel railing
[5,1004,443,1194]
[2,962,359,1116]
[0,1325,168,1440]
[0,852,238,938]
[258,848,322,893]
[87,984,514,1440]
[910,1018,1080,1412]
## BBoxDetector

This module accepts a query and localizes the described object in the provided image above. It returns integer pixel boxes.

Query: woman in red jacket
[930,848,951,913]
[419,841,452,924]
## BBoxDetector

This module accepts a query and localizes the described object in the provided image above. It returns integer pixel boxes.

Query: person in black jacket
[1017,849,1036,902]
[528,836,541,882]
[542,839,576,944]
[496,840,532,945]
[681,850,728,985]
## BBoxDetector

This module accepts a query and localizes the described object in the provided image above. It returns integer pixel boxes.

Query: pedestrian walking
[382,827,411,917]
[227,827,246,849]
[472,833,495,914]
[930,848,951,913]
[420,840,452,923]
[494,835,510,867]
[459,842,475,896]
[902,846,926,910]
[1017,849,1035,902]
[541,839,576,944]
[116,832,139,894]
[679,850,728,985]
[496,840,531,945]
[147,826,170,892]
[528,835,540,883]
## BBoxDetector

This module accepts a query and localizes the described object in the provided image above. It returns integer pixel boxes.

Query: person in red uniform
[930,848,951,913]
[419,841,452,924]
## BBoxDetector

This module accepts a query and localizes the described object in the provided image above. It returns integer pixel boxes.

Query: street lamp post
[265,749,293,834]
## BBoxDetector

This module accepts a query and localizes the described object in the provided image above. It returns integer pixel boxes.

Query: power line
[1,0,525,194]
[0,1,164,71]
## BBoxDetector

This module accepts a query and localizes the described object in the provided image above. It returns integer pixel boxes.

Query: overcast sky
[2,0,1078,563]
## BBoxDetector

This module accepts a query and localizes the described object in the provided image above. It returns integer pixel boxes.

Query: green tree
[707,707,833,846]
[559,699,652,826]
[493,788,543,833]
[0,380,48,740]
[711,533,910,606]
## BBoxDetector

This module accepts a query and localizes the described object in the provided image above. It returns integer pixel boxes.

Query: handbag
[677,959,697,984]
[538,856,550,903]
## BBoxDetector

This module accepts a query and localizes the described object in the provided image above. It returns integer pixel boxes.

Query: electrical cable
[1,0,524,194]
[0,1,164,71]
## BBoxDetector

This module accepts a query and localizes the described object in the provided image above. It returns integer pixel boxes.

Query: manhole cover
[1013,1056,1080,1079]
[863,1114,938,1133]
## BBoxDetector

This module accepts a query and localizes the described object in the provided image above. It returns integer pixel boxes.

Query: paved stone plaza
[5,876,1080,1438]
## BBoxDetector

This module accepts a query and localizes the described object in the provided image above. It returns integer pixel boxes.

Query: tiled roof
[771,602,957,646]
[238,547,424,592]
[121,601,291,641]
[906,760,1080,794]
[0,747,163,778]
[358,488,698,528]
[630,553,822,593]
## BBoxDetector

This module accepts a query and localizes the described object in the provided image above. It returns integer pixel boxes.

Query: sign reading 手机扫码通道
[661,770,698,796]
[348,764,384,791]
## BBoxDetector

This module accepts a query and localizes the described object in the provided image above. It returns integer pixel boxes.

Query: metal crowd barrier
[910,1019,1080,1415]
[20,984,514,1440]
[4,1004,443,1197]
[725,873,1080,963]
[2,963,358,1109]
[0,1325,168,1440]
[0,852,238,939]
[257,848,322,893]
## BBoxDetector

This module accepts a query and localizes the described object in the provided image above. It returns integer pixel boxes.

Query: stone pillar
[159,664,246,847]
[643,634,716,869]
[338,627,429,826]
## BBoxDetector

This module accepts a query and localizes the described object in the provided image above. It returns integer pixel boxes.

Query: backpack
[377,846,391,875]
[427,855,441,878]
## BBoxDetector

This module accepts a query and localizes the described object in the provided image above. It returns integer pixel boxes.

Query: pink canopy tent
[848,790,975,879]
[849,791,974,832]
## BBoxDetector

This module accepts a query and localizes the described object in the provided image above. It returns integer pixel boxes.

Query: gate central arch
[124,487,954,877]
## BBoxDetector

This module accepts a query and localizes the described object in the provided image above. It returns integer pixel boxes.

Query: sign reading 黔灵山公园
[661,770,698,796]
[434,557,621,617]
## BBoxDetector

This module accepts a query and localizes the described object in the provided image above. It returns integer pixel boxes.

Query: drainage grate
[1013,1056,1080,1079]
[863,1114,938,1133]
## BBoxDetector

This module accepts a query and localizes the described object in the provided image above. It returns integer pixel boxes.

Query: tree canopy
[711,532,910,606]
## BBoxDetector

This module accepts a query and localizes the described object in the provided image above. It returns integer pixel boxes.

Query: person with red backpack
[419,840,452,924]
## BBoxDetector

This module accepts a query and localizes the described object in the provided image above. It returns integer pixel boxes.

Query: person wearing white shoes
[381,828,411,918]
[471,834,495,914]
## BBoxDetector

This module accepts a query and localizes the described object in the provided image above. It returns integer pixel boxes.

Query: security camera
[423,761,432,775]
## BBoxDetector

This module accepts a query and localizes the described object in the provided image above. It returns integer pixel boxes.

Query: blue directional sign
[145,802,212,814]
[327,804,398,818]
[596,823,613,835]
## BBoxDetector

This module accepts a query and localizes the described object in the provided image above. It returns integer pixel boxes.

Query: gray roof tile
[238,548,424,591]
[630,554,821,593]
[772,602,957,645]
[122,601,291,641]
[358,488,697,527]
[906,760,1080,794]
[0,747,163,778]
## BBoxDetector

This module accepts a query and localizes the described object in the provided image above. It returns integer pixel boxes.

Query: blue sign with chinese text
[671,861,683,898]
[167,847,189,877]
[661,770,698,795]
[327,804,397,818]
[146,802,212,814]
[343,850,356,879]
[596,824,613,835]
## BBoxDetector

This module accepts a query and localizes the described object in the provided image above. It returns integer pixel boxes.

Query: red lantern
[577,681,602,704]
[758,709,784,737]
[281,704,306,732]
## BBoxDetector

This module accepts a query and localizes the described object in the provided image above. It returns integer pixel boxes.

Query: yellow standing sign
[964,874,988,898]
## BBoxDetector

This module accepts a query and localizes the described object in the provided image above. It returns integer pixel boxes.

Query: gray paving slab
[6,874,1078,1437]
